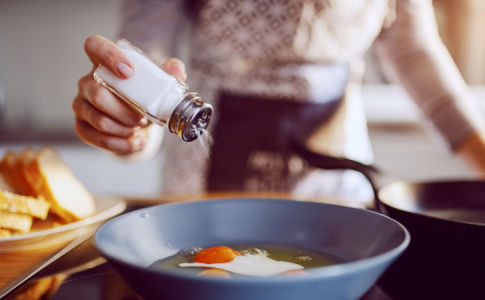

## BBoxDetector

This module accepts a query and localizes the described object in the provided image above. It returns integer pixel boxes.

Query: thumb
[163,58,187,82]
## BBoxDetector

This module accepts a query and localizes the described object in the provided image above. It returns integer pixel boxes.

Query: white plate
[0,196,126,253]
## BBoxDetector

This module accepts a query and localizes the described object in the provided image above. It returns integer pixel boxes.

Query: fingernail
[138,118,148,127]
[169,64,182,74]
[117,62,134,78]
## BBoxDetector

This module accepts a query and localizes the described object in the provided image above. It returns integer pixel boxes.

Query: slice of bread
[0,173,14,193]
[22,147,96,223]
[0,210,33,233]
[31,214,66,232]
[0,228,12,238]
[0,190,50,220]
[0,148,37,196]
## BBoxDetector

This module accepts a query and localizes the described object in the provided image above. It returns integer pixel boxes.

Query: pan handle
[290,139,391,212]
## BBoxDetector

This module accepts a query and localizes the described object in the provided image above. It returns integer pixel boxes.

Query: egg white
[179,253,304,277]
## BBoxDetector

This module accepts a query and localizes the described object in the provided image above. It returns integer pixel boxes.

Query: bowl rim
[94,198,410,283]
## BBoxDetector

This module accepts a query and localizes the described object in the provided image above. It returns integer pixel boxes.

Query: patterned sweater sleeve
[118,0,188,59]
[375,0,485,151]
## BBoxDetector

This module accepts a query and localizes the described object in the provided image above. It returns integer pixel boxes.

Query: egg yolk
[194,246,241,264]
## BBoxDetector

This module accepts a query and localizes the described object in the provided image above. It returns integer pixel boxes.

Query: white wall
[0,0,120,133]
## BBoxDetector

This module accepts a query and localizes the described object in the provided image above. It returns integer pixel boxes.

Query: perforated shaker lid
[168,93,213,142]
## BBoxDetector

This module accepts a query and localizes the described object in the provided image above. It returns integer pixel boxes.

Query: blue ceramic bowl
[94,198,409,300]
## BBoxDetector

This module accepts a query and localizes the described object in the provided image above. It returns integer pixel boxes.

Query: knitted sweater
[116,0,485,202]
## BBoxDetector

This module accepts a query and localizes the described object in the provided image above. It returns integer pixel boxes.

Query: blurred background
[0,0,483,197]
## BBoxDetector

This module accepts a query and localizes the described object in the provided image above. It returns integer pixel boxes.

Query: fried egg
[179,246,304,277]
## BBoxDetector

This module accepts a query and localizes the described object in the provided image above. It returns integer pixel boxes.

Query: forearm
[375,0,485,152]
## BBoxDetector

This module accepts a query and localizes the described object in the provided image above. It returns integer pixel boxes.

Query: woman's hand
[72,35,187,154]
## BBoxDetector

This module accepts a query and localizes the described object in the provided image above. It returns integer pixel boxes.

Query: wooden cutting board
[0,243,68,288]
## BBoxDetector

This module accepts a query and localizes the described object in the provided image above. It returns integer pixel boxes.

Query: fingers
[78,74,146,127]
[84,35,187,83]
[163,58,187,82]
[84,35,134,79]
[76,35,189,154]
[75,119,147,153]
[73,73,149,154]
[72,95,140,138]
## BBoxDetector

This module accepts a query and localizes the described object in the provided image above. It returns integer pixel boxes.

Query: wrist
[456,132,485,178]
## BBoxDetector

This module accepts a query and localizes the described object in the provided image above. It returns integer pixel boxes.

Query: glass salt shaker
[93,39,213,142]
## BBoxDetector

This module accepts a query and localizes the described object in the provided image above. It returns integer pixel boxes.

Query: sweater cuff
[422,95,485,152]
[110,124,165,162]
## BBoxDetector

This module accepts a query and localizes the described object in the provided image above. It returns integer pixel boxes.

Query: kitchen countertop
[0,194,395,300]
[362,84,485,125]
[0,128,80,143]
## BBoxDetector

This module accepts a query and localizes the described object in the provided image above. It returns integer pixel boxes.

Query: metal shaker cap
[168,93,213,142]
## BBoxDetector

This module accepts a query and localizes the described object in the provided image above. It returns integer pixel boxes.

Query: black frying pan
[291,141,485,300]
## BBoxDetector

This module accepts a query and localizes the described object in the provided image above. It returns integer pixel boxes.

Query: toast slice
[0,228,12,238]
[22,147,96,223]
[0,148,37,196]
[0,173,14,193]
[31,214,66,232]
[0,210,33,233]
[0,190,50,220]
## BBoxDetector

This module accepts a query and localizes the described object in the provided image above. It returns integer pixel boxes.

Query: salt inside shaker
[93,39,213,142]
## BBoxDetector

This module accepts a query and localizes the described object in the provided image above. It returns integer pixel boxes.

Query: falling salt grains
[192,125,214,158]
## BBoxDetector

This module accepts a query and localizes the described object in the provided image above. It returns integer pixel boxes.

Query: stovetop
[45,262,395,300]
